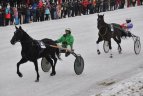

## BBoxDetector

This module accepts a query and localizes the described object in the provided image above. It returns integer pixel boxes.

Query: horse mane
[97,14,108,30]
[19,27,34,41]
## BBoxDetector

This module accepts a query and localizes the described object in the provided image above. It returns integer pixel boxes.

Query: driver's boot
[65,51,70,57]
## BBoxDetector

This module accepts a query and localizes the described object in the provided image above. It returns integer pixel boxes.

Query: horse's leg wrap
[46,56,56,76]
[96,43,101,55]
[96,37,103,55]
[97,49,101,55]
[109,49,113,58]
[108,40,113,58]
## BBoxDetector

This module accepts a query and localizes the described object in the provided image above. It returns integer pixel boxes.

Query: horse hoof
[50,73,55,76]
[35,80,39,82]
[110,54,113,58]
[17,72,23,78]
[110,55,113,58]
[50,72,56,76]
[119,52,122,54]
[98,52,101,55]
[97,50,101,55]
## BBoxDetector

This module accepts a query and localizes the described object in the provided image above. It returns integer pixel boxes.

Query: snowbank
[93,72,143,96]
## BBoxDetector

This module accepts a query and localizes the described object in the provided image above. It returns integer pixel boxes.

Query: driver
[55,28,74,57]
[120,18,133,37]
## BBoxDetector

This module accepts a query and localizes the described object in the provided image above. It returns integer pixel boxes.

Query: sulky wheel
[134,39,141,55]
[103,41,109,53]
[74,55,84,75]
[41,57,51,72]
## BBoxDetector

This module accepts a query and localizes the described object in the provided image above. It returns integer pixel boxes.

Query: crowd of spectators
[0,0,142,27]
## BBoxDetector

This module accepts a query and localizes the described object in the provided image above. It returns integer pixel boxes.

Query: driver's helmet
[0,5,2,9]
[126,18,131,23]
[65,28,71,34]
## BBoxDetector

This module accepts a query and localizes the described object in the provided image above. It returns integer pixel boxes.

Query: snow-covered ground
[93,71,143,96]
[0,6,143,96]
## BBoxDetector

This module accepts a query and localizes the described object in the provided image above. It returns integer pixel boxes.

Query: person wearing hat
[55,28,74,57]
[120,18,133,37]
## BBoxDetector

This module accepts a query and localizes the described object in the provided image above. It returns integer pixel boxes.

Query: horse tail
[55,48,62,60]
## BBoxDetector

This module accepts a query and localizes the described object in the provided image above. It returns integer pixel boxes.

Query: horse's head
[10,26,24,45]
[97,14,104,23]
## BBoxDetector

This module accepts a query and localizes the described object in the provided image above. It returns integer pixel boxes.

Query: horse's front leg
[117,38,122,54]
[33,60,40,82]
[52,55,58,76]
[118,44,122,54]
[108,40,113,58]
[96,35,103,55]
[17,58,28,77]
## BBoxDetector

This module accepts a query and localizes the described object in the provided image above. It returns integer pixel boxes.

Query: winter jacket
[121,22,133,30]
[81,0,90,8]
[45,8,50,15]
[5,8,11,19]
[126,22,133,29]
[56,34,74,46]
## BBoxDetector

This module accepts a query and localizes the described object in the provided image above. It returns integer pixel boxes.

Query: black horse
[96,14,127,58]
[10,26,61,82]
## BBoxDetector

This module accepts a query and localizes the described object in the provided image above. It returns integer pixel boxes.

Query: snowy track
[0,6,143,96]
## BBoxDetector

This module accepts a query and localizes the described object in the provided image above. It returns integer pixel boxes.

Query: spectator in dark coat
[40,6,45,21]
[141,0,143,5]
[74,0,81,16]
[21,5,27,24]
[63,2,68,18]
[96,0,101,13]
[132,0,137,6]
[32,2,38,22]
[119,0,125,9]
[25,6,31,23]
[36,7,40,22]
[18,7,22,24]
[88,1,94,14]
[0,6,5,26]
[110,0,115,11]
[50,3,57,19]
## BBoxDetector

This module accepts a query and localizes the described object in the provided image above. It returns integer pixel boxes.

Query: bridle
[14,29,35,45]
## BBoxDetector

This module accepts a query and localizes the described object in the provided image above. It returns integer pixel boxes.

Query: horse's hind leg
[17,58,28,77]
[96,35,103,55]
[51,55,58,75]
[45,56,55,76]
[108,40,113,58]
[113,37,122,54]
[33,60,40,82]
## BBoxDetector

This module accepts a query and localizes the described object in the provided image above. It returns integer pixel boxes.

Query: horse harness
[99,24,116,39]
[21,39,47,57]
